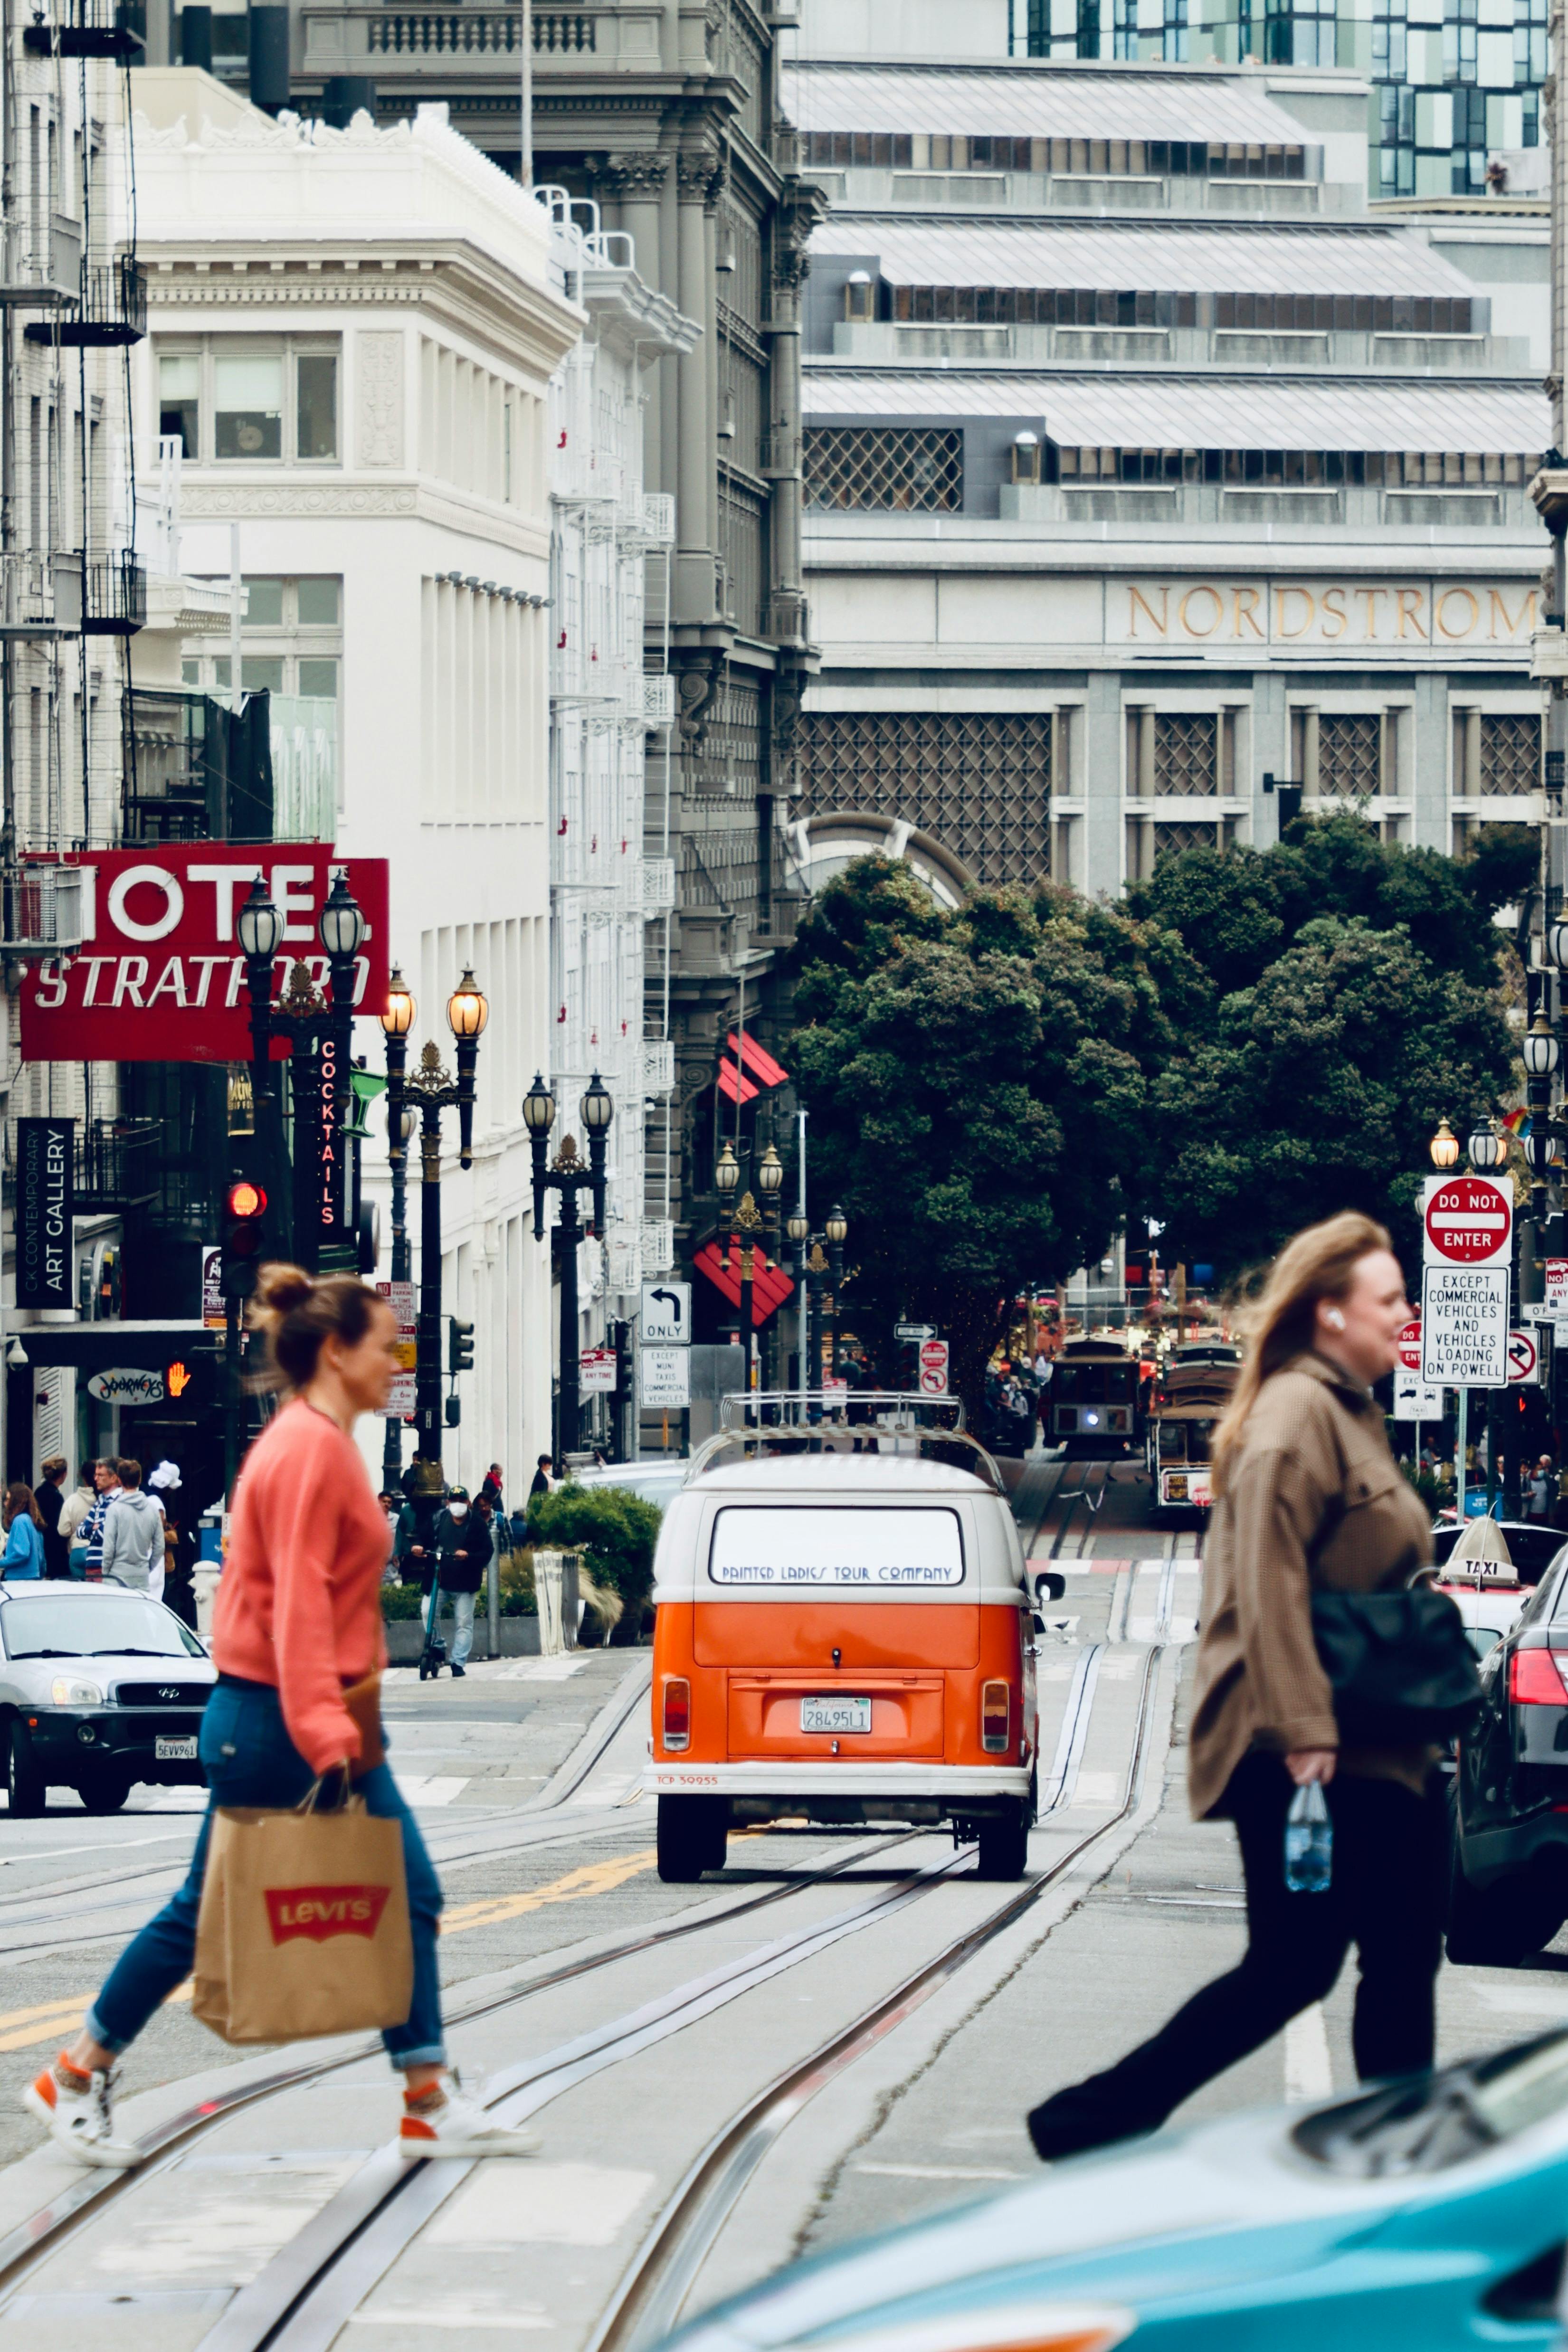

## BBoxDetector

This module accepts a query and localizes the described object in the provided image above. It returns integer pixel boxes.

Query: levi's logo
[264,1884,391,1945]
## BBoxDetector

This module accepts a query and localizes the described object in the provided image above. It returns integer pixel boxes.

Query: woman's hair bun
[249,1262,314,1320]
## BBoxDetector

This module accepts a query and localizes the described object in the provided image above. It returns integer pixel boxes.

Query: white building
[131,72,581,1492]
[537,188,696,1444]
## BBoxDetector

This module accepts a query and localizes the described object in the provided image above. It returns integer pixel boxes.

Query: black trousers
[1026,1751,1446,2161]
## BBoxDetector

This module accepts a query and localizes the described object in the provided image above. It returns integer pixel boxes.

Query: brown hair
[248,1262,388,1392]
[40,1456,66,1483]
[1210,1212,1394,1497]
[114,1458,143,1488]
[4,1482,41,1531]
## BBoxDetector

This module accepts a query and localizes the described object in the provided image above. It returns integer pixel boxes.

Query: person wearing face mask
[432,1487,492,1678]
[1027,1213,1443,2163]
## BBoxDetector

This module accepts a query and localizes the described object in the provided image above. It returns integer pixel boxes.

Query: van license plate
[801,1696,872,1735]
[155,1735,198,1761]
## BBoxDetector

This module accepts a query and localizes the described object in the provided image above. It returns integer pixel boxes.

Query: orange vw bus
[646,1408,1037,1884]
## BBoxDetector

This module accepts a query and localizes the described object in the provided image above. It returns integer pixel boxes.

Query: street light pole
[757,1144,784,1394]
[825,1204,848,1378]
[378,967,417,1494]
[401,969,489,1490]
[525,1070,613,1463]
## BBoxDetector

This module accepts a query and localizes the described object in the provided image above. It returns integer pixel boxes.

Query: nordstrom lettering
[1113,579,1538,655]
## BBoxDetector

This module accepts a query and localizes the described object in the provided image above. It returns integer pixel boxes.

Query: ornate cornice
[178,475,552,563]
[676,144,727,210]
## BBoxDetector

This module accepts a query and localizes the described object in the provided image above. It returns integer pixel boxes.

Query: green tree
[528,1483,662,1641]
[788,859,1195,1414]
[1150,914,1513,1278]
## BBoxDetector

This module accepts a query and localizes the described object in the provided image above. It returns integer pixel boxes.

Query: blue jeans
[442,1589,475,1668]
[87,1679,445,2069]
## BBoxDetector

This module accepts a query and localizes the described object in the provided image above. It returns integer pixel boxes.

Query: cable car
[1147,1356,1239,1514]
[646,1394,1038,1886]
[1048,1338,1140,1458]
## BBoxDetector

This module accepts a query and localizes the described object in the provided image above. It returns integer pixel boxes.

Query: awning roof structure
[694,1241,795,1327]
[802,368,1552,453]
[784,61,1321,148]
[811,217,1476,300]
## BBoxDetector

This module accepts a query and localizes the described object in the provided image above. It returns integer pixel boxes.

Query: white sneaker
[398,2075,540,2161]
[24,2052,142,2169]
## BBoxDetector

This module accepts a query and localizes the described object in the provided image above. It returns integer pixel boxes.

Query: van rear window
[709,1507,964,1587]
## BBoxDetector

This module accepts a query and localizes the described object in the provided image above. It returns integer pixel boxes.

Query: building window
[804,426,963,512]
[798,710,1051,885]
[1153,711,1218,794]
[181,574,343,702]
[1452,709,1541,796]
[1317,713,1383,802]
[156,338,341,465]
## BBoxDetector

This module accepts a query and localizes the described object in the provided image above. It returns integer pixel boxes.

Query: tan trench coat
[1187,1350,1435,1820]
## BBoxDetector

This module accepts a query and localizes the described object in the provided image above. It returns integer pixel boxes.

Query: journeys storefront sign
[1111,579,1538,654]
[18,848,390,1064]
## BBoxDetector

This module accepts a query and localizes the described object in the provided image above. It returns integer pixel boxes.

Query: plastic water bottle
[1284,1782,1333,1894]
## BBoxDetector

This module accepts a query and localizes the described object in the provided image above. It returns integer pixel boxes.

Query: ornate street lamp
[1429,1118,1460,1170]
[1468,1121,1506,1173]
[755,1146,786,1392]
[526,1069,613,1461]
[824,1204,848,1377]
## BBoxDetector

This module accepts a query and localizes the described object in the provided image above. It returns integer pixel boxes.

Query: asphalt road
[0,1458,1559,2352]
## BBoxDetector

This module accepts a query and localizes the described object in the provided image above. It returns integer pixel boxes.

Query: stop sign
[1398,1320,1422,1371]
[1424,1174,1511,1268]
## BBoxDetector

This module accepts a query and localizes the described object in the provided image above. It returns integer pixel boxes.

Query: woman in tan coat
[1028,1211,1441,2161]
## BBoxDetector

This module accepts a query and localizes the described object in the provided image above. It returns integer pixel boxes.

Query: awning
[716,1061,760,1106]
[694,1241,796,1327]
[728,1032,789,1089]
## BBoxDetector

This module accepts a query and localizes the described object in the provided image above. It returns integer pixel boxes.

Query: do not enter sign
[1398,1320,1422,1372]
[1424,1174,1512,1269]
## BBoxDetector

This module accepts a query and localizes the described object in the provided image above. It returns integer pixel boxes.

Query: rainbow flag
[1502,1106,1530,1137]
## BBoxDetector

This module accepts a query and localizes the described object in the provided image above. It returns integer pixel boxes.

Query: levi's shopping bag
[193,1792,412,2044]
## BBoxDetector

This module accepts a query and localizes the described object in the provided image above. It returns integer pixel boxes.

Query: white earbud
[1325,1308,1346,1331]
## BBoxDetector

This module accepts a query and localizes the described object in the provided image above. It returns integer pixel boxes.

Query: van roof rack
[688,1393,1004,1494]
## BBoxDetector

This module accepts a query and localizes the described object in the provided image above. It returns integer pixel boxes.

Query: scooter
[417,1576,447,1680]
[665,2031,1568,2352]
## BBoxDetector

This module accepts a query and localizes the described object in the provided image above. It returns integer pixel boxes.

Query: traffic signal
[222,1178,269,1300]
[447,1318,475,1376]
[445,1394,461,1427]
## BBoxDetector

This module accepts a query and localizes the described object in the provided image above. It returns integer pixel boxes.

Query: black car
[1450,1538,1568,1964]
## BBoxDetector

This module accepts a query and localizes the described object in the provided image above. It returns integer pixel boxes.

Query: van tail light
[662,1676,691,1751]
[1510,1649,1568,1706]
[981,1680,1010,1753]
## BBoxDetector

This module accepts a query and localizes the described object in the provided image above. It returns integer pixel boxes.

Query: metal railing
[83,552,146,636]
[364,7,594,49]
[0,863,86,956]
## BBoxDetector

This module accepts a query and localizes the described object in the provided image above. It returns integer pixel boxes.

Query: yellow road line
[2,1848,664,2055]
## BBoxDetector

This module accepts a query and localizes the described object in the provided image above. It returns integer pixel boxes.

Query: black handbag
[1310,1583,1482,1744]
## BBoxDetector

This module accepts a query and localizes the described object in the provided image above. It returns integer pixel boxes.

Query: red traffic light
[227,1180,267,1220]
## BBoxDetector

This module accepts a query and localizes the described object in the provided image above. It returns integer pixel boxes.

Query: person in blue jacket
[1,1485,45,1578]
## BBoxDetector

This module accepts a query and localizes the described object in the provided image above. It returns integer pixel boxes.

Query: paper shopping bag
[192,1797,412,2045]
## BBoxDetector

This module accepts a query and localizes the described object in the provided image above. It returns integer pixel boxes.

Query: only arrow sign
[641,1280,692,1346]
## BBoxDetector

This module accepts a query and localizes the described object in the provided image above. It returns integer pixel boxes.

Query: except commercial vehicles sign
[14,1116,74,1310]
[1423,1174,1512,1268]
[18,848,390,1064]
[1421,1264,1510,1387]
[640,1347,690,1409]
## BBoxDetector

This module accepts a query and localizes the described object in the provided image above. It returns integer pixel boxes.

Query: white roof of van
[692,1455,994,1495]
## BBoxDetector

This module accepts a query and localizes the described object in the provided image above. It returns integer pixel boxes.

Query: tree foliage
[788,859,1194,1410]
[528,1483,662,1639]
[786,819,1520,1370]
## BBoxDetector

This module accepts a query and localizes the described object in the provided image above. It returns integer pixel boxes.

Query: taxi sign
[1397,1319,1422,1372]
[1423,1174,1512,1268]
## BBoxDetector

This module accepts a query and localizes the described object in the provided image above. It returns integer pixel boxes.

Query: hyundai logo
[158,1687,179,1700]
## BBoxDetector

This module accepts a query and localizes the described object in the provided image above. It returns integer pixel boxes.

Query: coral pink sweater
[211,1397,389,1774]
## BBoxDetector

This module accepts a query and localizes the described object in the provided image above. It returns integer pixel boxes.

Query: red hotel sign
[19,849,390,1063]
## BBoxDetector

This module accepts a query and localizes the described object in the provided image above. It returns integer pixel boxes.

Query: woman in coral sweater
[25,1264,539,2169]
